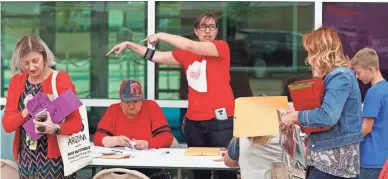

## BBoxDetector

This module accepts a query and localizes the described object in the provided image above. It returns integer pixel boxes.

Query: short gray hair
[10,35,57,73]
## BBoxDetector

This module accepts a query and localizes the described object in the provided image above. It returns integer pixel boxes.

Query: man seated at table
[94,79,174,149]
[93,79,173,179]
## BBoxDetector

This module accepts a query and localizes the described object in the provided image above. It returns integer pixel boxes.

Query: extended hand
[280,111,299,126]
[106,42,129,57]
[22,94,34,118]
[141,33,161,47]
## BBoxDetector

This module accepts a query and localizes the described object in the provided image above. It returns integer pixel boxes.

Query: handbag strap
[51,71,59,98]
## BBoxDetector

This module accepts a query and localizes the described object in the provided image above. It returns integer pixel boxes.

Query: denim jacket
[298,66,363,151]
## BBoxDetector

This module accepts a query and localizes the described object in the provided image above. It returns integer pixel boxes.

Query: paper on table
[95,154,130,159]
[184,147,220,156]
[92,146,163,159]
[233,96,289,137]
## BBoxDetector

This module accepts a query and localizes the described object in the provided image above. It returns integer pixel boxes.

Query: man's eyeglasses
[197,24,217,31]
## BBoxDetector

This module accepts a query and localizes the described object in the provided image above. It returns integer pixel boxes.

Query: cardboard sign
[23,89,83,140]
[233,96,289,137]
[26,92,51,118]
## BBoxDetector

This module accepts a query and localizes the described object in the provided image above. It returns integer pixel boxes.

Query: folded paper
[23,89,83,140]
[95,154,131,159]
[26,92,51,118]
[184,147,220,156]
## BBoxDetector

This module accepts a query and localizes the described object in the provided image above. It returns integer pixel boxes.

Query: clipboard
[233,96,289,137]
[184,147,220,156]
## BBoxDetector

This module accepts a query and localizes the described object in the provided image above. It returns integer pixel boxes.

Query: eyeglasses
[197,24,217,31]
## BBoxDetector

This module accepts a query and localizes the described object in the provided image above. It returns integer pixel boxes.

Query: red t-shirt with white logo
[172,40,235,121]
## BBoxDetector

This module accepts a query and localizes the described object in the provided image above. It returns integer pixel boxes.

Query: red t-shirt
[93,100,174,148]
[172,40,235,121]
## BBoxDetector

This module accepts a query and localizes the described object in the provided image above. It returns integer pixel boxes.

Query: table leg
[177,169,182,179]
[92,167,97,177]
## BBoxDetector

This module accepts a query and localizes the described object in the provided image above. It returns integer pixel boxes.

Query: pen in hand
[161,151,170,155]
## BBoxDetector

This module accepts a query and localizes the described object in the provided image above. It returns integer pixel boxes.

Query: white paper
[215,108,228,120]
[186,60,207,92]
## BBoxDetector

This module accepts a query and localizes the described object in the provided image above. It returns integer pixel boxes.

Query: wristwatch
[52,124,61,135]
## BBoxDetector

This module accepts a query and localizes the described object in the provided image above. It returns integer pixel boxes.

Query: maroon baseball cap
[119,79,143,102]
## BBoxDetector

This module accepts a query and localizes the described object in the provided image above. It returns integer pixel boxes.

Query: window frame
[0,0,381,108]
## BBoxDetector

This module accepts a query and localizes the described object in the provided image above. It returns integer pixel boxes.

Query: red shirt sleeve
[211,40,230,61]
[172,49,189,68]
[147,101,174,148]
[2,74,26,133]
[56,71,82,135]
[93,104,117,146]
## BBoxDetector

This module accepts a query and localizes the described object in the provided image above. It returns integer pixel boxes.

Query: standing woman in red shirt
[107,12,236,179]
[2,35,82,179]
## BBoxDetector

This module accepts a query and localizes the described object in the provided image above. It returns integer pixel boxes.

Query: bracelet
[52,124,61,135]
[143,48,155,62]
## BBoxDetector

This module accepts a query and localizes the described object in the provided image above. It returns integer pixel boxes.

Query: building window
[1,1,147,99]
[323,2,388,101]
[155,1,315,100]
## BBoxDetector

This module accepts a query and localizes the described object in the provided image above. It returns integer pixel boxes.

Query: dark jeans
[355,167,382,179]
[183,117,236,179]
[306,166,348,179]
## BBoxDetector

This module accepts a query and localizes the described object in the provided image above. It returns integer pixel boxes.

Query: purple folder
[23,89,83,140]
[26,92,51,118]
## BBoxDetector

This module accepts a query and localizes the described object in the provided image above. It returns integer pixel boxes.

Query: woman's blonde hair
[248,136,272,145]
[303,27,351,77]
[229,136,272,147]
[10,35,56,73]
